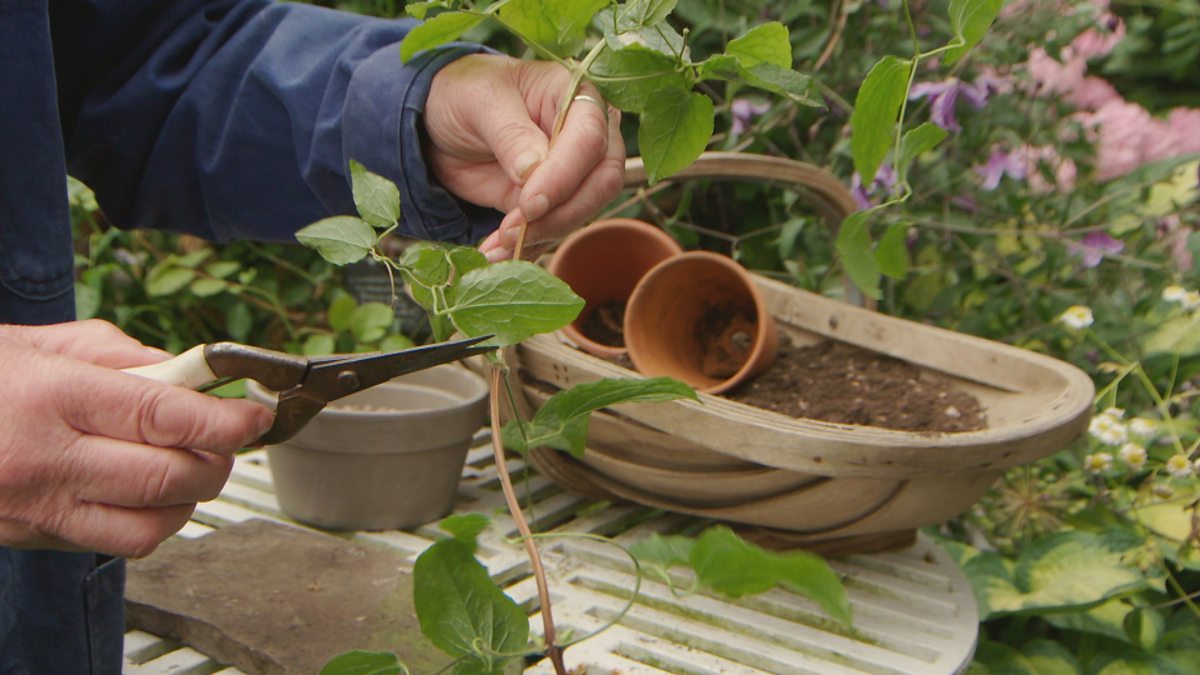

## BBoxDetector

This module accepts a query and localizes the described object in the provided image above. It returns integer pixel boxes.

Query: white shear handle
[121,344,217,390]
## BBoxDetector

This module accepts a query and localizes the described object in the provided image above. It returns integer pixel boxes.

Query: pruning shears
[122,336,494,445]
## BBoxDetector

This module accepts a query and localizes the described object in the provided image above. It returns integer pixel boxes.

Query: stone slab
[125,519,452,674]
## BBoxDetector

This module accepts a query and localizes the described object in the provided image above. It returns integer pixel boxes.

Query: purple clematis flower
[730,98,770,136]
[1071,232,1124,268]
[909,77,993,131]
[850,164,896,210]
[976,148,1027,190]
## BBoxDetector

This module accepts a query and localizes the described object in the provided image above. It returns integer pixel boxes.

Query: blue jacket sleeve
[52,0,500,244]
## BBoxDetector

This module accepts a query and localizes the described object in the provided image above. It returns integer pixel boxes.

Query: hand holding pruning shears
[0,320,491,558]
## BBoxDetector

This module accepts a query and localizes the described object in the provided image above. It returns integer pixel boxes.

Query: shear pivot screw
[337,370,361,392]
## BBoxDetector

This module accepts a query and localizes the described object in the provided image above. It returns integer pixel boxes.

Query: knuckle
[594,161,626,200]
[135,386,197,448]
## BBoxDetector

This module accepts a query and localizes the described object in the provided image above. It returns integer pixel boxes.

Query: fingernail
[523,194,550,222]
[513,150,542,182]
[500,225,521,250]
[484,247,510,263]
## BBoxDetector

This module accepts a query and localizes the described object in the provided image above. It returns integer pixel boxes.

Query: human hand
[0,320,273,557]
[424,54,626,261]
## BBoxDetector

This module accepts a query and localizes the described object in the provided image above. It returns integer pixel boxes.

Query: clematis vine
[730,98,770,136]
[850,164,896,211]
[909,77,994,131]
[1070,231,1123,268]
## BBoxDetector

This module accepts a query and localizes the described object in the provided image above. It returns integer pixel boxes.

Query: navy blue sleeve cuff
[343,42,501,245]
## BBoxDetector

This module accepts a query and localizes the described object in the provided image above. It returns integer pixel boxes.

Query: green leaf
[1047,597,1164,647]
[296,216,377,266]
[603,22,686,58]
[303,333,337,356]
[145,265,197,297]
[379,333,416,352]
[876,222,911,280]
[226,303,253,343]
[898,123,948,178]
[970,640,1043,675]
[204,261,241,279]
[350,302,395,343]
[629,533,694,585]
[850,55,910,185]
[724,22,792,69]
[944,0,1003,65]
[446,261,583,346]
[75,282,101,320]
[590,45,688,114]
[498,0,608,58]
[400,11,485,63]
[349,160,401,228]
[698,56,820,106]
[1142,313,1200,356]
[190,277,229,297]
[405,1,448,20]
[413,539,528,663]
[690,527,852,626]
[439,513,491,553]
[638,88,714,184]
[501,377,697,456]
[329,293,359,332]
[964,530,1152,620]
[617,0,677,29]
[1022,640,1083,675]
[174,250,211,269]
[319,649,406,675]
[835,211,882,300]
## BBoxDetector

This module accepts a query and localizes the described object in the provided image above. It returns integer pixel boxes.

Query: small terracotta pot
[624,251,778,394]
[547,218,683,358]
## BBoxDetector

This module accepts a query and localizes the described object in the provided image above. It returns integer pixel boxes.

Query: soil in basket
[727,336,987,433]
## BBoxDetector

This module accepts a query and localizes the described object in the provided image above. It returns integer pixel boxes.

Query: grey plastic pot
[245,363,489,531]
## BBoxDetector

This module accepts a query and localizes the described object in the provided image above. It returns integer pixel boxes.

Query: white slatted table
[125,434,978,674]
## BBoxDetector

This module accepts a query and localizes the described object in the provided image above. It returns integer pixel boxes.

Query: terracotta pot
[245,364,488,531]
[624,251,778,394]
[547,218,683,358]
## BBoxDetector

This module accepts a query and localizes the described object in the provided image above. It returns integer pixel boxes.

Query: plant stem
[515,39,607,260]
[487,367,567,675]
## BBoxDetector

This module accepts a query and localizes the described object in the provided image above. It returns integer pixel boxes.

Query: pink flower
[1075,100,1153,180]
[1020,144,1077,193]
[1070,231,1124,267]
[1067,76,1121,111]
[1071,14,1125,60]
[1028,47,1087,96]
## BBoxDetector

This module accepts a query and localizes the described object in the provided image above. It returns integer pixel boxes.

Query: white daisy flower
[1186,291,1200,311]
[1058,305,1094,330]
[1129,417,1158,439]
[1165,454,1193,478]
[1101,407,1126,420]
[1163,285,1188,303]
[1152,483,1175,499]
[1085,452,1114,473]
[1089,413,1128,446]
[1118,443,1147,470]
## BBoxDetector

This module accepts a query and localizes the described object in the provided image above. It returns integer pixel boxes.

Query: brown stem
[487,367,567,674]
[814,0,848,72]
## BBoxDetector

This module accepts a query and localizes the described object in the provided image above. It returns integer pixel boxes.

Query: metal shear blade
[200,336,495,446]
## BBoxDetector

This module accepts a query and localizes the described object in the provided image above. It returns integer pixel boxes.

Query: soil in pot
[580,299,627,348]
[726,335,987,433]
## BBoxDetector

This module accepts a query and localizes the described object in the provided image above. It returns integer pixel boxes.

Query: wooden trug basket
[505,152,1095,556]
